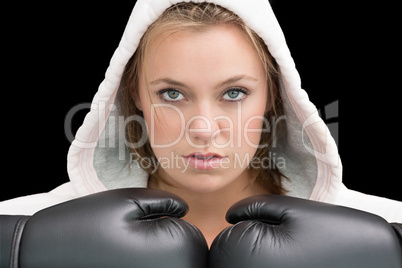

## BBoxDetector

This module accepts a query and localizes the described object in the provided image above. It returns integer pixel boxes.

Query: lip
[183,152,226,170]
[184,152,224,159]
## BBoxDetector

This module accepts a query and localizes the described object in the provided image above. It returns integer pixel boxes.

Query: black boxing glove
[391,223,402,248]
[1,188,208,268]
[209,194,402,268]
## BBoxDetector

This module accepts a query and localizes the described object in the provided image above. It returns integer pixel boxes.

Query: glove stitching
[10,216,30,268]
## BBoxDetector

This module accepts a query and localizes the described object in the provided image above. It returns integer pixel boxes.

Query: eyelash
[157,87,251,102]
[157,88,185,102]
[222,87,250,102]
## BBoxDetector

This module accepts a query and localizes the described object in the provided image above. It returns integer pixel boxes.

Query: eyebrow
[149,74,258,89]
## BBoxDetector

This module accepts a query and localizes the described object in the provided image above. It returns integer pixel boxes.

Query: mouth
[190,152,223,160]
[183,152,226,170]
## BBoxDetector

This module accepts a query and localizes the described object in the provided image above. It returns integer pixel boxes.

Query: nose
[186,104,220,148]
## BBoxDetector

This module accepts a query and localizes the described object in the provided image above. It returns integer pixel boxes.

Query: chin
[177,172,239,195]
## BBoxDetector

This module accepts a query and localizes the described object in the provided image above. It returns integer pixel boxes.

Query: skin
[135,25,270,247]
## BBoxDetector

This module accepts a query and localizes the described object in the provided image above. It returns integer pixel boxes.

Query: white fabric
[1,0,401,222]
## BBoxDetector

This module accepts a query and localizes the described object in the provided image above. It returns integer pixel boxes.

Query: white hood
[67,0,342,203]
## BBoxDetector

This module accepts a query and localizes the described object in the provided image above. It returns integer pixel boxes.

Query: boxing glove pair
[1,188,401,268]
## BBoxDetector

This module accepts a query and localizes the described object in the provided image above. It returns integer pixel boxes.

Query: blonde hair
[121,2,287,195]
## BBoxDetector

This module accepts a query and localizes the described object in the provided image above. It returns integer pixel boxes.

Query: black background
[2,1,400,201]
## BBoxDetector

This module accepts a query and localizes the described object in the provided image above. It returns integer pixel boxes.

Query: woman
[1,0,401,246]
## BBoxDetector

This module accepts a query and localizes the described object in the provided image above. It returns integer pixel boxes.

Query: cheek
[238,104,267,150]
[242,117,264,148]
[143,105,185,148]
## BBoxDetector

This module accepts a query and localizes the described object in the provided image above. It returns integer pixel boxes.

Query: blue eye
[158,89,184,101]
[222,88,249,101]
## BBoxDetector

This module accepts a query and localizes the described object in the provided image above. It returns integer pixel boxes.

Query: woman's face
[136,25,268,194]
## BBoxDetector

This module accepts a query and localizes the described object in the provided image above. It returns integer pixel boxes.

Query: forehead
[143,25,265,82]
